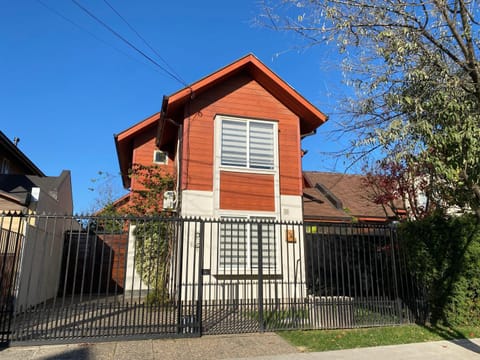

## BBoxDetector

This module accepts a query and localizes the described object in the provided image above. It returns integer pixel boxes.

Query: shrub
[400,212,480,325]
[134,219,174,305]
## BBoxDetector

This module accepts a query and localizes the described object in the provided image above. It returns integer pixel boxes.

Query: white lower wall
[180,190,214,217]
[279,195,303,221]
[124,224,149,293]
[175,191,306,302]
[180,191,303,221]
[121,190,305,300]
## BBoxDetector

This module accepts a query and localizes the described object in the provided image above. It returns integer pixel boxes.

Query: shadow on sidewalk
[422,325,480,355]
[449,338,480,354]
[35,347,90,360]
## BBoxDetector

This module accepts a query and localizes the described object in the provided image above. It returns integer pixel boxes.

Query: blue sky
[1,0,350,214]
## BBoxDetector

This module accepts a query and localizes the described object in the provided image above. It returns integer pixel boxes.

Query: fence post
[389,222,403,324]
[257,222,264,332]
[196,220,205,336]
[176,219,185,334]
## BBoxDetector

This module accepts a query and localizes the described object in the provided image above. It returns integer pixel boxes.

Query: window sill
[219,166,276,175]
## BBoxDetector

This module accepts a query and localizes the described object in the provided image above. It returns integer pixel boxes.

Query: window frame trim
[216,214,281,274]
[213,115,281,218]
[153,149,168,165]
[216,115,278,174]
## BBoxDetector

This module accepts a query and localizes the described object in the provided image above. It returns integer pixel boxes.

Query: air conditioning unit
[163,191,176,210]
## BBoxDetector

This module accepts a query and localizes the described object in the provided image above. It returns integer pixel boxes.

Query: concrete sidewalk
[0,333,479,360]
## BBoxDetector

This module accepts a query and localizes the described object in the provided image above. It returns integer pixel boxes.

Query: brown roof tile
[303,187,352,221]
[303,172,403,222]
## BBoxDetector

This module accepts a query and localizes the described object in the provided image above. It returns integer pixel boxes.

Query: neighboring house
[0,130,75,215]
[0,170,74,215]
[303,171,405,223]
[0,131,44,177]
[114,54,328,300]
[0,132,76,310]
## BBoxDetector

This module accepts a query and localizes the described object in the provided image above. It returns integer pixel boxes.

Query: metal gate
[0,214,424,346]
[1,215,204,346]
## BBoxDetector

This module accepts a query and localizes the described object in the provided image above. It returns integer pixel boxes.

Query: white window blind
[250,220,276,269]
[219,221,248,268]
[219,218,277,271]
[221,120,247,167]
[220,119,274,169]
[249,122,274,169]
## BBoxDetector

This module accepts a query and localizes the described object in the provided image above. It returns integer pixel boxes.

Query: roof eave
[159,54,327,143]
[114,113,162,190]
[114,134,130,189]
[0,131,45,176]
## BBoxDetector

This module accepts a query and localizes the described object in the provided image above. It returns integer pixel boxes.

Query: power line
[102,0,187,86]
[35,0,156,71]
[70,0,187,86]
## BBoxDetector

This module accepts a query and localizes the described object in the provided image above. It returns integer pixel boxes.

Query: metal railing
[0,214,426,345]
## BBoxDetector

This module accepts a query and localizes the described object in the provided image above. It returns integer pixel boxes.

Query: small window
[1,158,9,174]
[153,150,167,164]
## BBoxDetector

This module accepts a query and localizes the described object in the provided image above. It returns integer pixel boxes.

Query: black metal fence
[0,214,426,346]
[0,215,25,347]
[304,222,426,328]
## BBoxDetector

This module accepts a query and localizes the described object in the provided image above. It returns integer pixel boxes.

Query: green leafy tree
[260,0,480,217]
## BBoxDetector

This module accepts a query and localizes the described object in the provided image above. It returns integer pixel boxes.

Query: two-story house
[115,53,327,220]
[114,54,327,301]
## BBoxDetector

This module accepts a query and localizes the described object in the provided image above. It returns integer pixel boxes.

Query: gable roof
[157,53,328,151]
[303,171,404,222]
[114,112,160,187]
[115,54,328,189]
[0,131,44,176]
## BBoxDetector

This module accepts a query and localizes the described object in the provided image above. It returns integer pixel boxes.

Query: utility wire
[102,0,187,86]
[36,0,157,72]
[71,0,187,86]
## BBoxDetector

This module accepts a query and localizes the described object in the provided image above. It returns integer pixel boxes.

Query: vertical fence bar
[196,220,205,335]
[3,215,426,344]
[257,223,264,332]
[389,223,402,324]
[0,214,24,346]
[176,219,184,334]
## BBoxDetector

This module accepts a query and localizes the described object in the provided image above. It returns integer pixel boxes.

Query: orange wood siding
[181,73,302,196]
[131,125,176,191]
[220,171,275,211]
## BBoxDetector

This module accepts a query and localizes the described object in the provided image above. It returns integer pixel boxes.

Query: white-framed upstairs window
[219,117,276,171]
[219,216,278,273]
[153,150,167,164]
